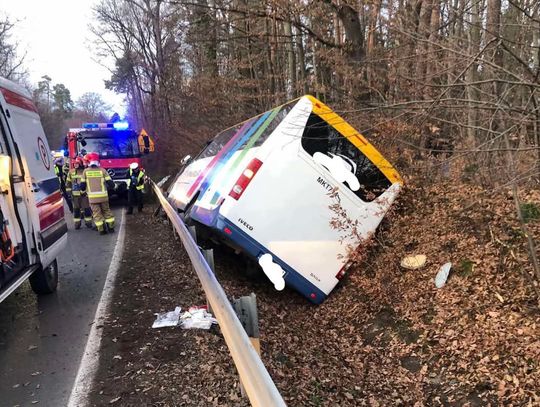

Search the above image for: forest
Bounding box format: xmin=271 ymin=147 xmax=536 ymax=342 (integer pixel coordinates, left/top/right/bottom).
xmin=88 ymin=2 xmax=540 ymax=403
xmin=1 ymin=1 xmax=540 ymax=404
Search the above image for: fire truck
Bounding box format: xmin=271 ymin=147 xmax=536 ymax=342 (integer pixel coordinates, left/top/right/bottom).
xmin=66 ymin=122 xmax=154 ymax=197
xmin=0 ymin=77 xmax=67 ymax=303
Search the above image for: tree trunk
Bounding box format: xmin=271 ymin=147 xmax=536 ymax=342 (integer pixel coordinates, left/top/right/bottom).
xmin=283 ymin=18 xmax=296 ymax=99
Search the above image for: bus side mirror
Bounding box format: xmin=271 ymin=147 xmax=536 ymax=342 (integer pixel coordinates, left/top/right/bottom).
xmin=180 ymin=155 xmax=192 ymax=165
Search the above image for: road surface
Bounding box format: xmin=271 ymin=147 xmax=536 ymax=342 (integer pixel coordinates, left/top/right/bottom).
xmin=0 ymin=206 xmax=124 ymax=407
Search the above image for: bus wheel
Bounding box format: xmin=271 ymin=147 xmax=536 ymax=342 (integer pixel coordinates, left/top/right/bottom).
xmin=244 ymin=257 xmax=264 ymax=279
xmin=30 ymin=259 xmax=59 ymax=295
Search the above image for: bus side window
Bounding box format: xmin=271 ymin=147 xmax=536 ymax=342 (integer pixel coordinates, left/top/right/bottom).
xmin=301 ymin=113 xmax=391 ymax=202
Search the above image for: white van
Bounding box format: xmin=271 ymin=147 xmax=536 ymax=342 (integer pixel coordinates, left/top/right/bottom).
xmin=169 ymin=95 xmax=402 ymax=304
xmin=0 ymin=77 xmax=67 ymax=302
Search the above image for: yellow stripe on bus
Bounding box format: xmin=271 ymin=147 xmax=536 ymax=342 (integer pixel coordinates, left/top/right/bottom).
xmin=305 ymin=95 xmax=402 ymax=185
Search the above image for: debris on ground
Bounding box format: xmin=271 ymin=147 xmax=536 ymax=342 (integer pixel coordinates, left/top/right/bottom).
xmin=90 ymin=180 xmax=540 ymax=406
xmin=435 ymin=262 xmax=452 ymax=288
xmin=151 ymin=306 xmax=182 ymax=328
xmin=400 ymin=254 xmax=427 ymax=270
xmin=180 ymin=307 xmax=217 ymax=330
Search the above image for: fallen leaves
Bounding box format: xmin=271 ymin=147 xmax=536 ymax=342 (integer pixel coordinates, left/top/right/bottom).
xmin=88 ymin=181 xmax=540 ymax=406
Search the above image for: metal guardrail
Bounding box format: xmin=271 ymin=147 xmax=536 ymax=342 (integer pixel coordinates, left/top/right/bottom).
xmin=150 ymin=180 xmax=287 ymax=407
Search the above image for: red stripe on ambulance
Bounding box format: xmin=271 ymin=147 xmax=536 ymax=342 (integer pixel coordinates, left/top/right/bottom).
xmin=0 ymin=87 xmax=39 ymax=113
xmin=37 ymin=191 xmax=64 ymax=230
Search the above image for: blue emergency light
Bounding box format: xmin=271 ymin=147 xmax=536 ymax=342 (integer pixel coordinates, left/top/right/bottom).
xmin=83 ymin=122 xmax=129 ymax=130
xmin=82 ymin=122 xmax=130 ymax=130
xmin=113 ymin=121 xmax=129 ymax=130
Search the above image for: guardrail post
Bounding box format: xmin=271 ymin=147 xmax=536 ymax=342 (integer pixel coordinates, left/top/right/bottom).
xmin=202 ymin=248 xmax=215 ymax=314
xmin=232 ymin=293 xmax=260 ymax=398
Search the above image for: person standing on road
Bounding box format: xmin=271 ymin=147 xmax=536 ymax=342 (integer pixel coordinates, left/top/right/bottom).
xmin=54 ymin=154 xmax=73 ymax=213
xmin=80 ymin=152 xmax=116 ymax=235
xmin=127 ymin=162 xmax=145 ymax=214
xmin=66 ymin=157 xmax=93 ymax=229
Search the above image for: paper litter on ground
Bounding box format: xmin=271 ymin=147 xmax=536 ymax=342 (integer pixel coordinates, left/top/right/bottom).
xmin=151 ymin=306 xmax=218 ymax=329
xmin=152 ymin=306 xmax=182 ymax=328
xmin=435 ymin=262 xmax=452 ymax=288
xmin=180 ymin=307 xmax=218 ymax=330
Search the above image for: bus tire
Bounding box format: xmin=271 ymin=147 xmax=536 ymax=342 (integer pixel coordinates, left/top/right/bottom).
xmin=29 ymin=259 xmax=59 ymax=295
xmin=244 ymin=257 xmax=263 ymax=279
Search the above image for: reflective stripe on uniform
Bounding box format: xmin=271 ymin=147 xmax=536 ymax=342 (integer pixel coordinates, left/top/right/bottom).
xmin=128 ymin=169 xmax=145 ymax=190
xmin=88 ymin=192 xmax=108 ymax=198
xmin=84 ymin=170 xmax=104 ymax=178
xmin=66 ymin=169 xmax=83 ymax=196
xmin=83 ymin=169 xmax=108 ymax=199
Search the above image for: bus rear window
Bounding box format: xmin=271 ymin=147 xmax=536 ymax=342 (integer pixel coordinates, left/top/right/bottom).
xmin=301 ymin=113 xmax=391 ymax=201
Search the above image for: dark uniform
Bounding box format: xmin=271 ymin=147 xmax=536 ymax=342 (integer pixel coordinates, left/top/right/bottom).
xmin=54 ymin=159 xmax=73 ymax=213
xmin=127 ymin=166 xmax=145 ymax=214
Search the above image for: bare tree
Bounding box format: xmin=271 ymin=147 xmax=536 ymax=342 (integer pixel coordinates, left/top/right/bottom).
xmin=0 ymin=15 xmax=27 ymax=81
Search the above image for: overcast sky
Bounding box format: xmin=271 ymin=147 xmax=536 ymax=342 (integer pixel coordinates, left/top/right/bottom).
xmin=2 ymin=0 xmax=125 ymax=115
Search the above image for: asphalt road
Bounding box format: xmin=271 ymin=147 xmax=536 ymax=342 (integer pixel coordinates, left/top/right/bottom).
xmin=0 ymin=205 xmax=124 ymax=407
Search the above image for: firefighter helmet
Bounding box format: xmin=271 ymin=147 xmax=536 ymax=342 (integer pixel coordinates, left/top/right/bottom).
xmin=86 ymin=152 xmax=100 ymax=167
xmin=86 ymin=152 xmax=99 ymax=161
xmin=129 ymin=162 xmax=139 ymax=170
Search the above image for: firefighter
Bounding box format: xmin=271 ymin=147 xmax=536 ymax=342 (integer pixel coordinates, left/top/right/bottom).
xmin=63 ymin=149 xmax=70 ymax=174
xmin=80 ymin=152 xmax=116 ymax=235
xmin=66 ymin=157 xmax=92 ymax=229
xmin=54 ymin=154 xmax=73 ymax=213
xmin=127 ymin=162 xmax=145 ymax=214
xmin=81 ymin=152 xmax=90 ymax=168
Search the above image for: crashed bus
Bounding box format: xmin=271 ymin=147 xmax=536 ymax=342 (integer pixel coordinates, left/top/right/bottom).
xmin=168 ymin=95 xmax=402 ymax=304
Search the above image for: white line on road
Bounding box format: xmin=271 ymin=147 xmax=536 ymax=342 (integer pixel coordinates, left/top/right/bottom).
xmin=67 ymin=210 xmax=126 ymax=407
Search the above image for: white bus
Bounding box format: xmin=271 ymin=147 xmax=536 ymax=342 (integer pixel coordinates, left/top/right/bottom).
xmin=169 ymin=95 xmax=402 ymax=304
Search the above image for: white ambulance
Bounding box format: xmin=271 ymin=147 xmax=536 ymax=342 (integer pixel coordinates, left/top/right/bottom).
xmin=0 ymin=77 xmax=67 ymax=303
xmin=169 ymin=95 xmax=402 ymax=304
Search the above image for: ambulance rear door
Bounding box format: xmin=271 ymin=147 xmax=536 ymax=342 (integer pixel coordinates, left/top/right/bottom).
xmin=0 ymin=81 xmax=66 ymax=268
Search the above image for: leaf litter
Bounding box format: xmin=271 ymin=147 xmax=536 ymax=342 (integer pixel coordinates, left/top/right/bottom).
xmin=89 ymin=181 xmax=540 ymax=406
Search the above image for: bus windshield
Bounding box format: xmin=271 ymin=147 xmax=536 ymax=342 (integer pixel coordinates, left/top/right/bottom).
xmin=79 ymin=136 xmax=140 ymax=159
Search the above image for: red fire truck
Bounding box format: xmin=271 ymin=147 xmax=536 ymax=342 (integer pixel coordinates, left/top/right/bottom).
xmin=66 ymin=122 xmax=154 ymax=197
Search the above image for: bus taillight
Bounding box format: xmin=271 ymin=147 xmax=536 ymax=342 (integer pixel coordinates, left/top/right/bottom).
xmin=335 ymin=266 xmax=346 ymax=280
xmin=229 ymin=158 xmax=263 ymax=200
